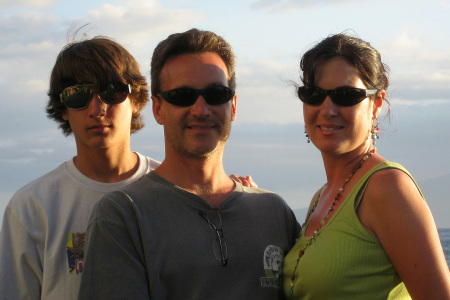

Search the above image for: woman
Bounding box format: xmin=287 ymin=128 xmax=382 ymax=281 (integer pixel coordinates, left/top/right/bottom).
xmin=283 ymin=34 xmax=450 ymax=299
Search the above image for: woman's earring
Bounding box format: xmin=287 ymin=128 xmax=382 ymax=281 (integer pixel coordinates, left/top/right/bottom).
xmin=371 ymin=118 xmax=379 ymax=145
xmin=304 ymin=126 xmax=310 ymax=143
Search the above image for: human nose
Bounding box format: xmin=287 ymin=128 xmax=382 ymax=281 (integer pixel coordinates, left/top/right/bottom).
xmin=87 ymin=93 xmax=107 ymax=117
xmin=190 ymin=96 xmax=211 ymax=117
xmin=319 ymin=96 xmax=339 ymax=117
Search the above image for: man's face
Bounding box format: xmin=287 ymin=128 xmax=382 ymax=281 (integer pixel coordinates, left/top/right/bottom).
xmin=152 ymin=52 xmax=237 ymax=159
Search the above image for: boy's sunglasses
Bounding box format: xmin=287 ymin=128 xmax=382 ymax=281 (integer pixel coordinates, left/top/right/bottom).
xmin=60 ymin=83 xmax=132 ymax=110
xmin=158 ymin=86 xmax=235 ymax=107
xmin=297 ymin=86 xmax=377 ymax=107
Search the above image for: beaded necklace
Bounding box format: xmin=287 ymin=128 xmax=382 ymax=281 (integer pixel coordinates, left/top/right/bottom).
xmin=288 ymin=148 xmax=375 ymax=298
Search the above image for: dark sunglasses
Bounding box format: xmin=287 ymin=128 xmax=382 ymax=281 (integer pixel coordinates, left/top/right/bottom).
xmin=159 ymin=86 xmax=235 ymax=107
xmin=59 ymin=83 xmax=132 ymax=110
xmin=297 ymin=86 xmax=377 ymax=107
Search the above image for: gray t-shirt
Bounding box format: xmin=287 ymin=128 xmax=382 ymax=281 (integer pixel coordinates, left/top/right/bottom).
xmin=79 ymin=171 xmax=300 ymax=300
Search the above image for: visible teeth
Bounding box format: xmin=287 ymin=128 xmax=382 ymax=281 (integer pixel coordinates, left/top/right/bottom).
xmin=320 ymin=126 xmax=335 ymax=131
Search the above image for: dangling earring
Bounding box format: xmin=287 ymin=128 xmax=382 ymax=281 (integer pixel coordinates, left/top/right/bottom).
xmin=304 ymin=126 xmax=310 ymax=143
xmin=371 ymin=118 xmax=379 ymax=145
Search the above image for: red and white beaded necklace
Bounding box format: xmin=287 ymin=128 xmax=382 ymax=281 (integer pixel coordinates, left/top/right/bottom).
xmin=288 ymin=148 xmax=376 ymax=298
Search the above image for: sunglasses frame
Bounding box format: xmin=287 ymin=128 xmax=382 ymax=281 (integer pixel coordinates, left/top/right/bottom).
xmin=158 ymin=86 xmax=235 ymax=107
xmin=59 ymin=83 xmax=132 ymax=110
xmin=298 ymin=86 xmax=378 ymax=107
xmin=199 ymin=211 xmax=228 ymax=266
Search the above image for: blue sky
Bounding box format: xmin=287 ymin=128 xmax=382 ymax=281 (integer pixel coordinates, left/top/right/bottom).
xmin=1 ymin=0 xmax=449 ymax=227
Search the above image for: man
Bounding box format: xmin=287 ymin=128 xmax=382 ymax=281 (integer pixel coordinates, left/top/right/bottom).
xmin=79 ymin=28 xmax=300 ymax=299
xmin=0 ymin=37 xmax=160 ymax=300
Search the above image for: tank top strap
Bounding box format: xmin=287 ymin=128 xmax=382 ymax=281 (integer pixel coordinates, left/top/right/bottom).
xmin=354 ymin=161 xmax=423 ymax=210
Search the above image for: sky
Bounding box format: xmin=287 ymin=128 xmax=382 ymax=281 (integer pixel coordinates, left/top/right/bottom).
xmin=1 ymin=0 xmax=449 ymax=228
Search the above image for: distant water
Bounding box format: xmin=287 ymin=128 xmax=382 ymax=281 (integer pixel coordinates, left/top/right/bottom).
xmin=439 ymin=228 xmax=450 ymax=267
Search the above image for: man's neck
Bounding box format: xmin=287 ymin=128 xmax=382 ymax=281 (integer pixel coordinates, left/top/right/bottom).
xmin=73 ymin=147 xmax=139 ymax=183
xmin=155 ymin=155 xmax=235 ymax=208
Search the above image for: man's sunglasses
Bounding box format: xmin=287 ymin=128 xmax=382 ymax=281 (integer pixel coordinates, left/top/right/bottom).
xmin=158 ymin=86 xmax=235 ymax=107
xmin=60 ymin=83 xmax=132 ymax=110
xmin=297 ymin=86 xmax=378 ymax=107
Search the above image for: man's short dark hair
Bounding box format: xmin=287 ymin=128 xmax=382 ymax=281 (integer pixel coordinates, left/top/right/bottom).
xmin=150 ymin=28 xmax=236 ymax=97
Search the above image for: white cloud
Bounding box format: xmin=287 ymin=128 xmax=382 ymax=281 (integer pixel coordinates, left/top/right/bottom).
xmin=428 ymin=69 xmax=450 ymax=82
xmin=378 ymin=29 xmax=450 ymax=103
xmin=0 ymin=40 xmax=55 ymax=55
xmin=0 ymin=0 xmax=208 ymax=108
xmin=0 ymin=10 xmax=60 ymax=41
xmin=417 ymin=51 xmax=450 ymax=68
xmin=25 ymin=79 xmax=48 ymax=93
xmin=1 ymin=157 xmax=36 ymax=164
xmin=71 ymin=0 xmax=206 ymax=48
xmin=390 ymin=32 xmax=422 ymax=50
xmin=234 ymin=59 xmax=301 ymax=124
xmin=391 ymin=98 xmax=450 ymax=106
xmin=0 ymin=0 xmax=54 ymax=10
xmin=440 ymin=1 xmax=450 ymax=10
xmin=29 ymin=148 xmax=54 ymax=155
xmin=248 ymin=0 xmax=360 ymax=12
xmin=0 ymin=139 xmax=18 ymax=148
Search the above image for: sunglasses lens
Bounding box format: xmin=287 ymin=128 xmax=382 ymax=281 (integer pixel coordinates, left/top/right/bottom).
xmin=298 ymin=86 xmax=370 ymax=107
xmin=298 ymin=86 xmax=325 ymax=106
xmin=99 ymin=83 xmax=130 ymax=105
xmin=61 ymin=85 xmax=92 ymax=109
xmin=332 ymin=87 xmax=366 ymax=106
xmin=161 ymin=87 xmax=234 ymax=107
xmin=163 ymin=88 xmax=198 ymax=107
xmin=61 ymin=83 xmax=130 ymax=110
xmin=203 ymin=87 xmax=234 ymax=105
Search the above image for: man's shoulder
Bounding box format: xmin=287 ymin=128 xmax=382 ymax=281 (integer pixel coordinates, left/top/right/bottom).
xmin=94 ymin=173 xmax=170 ymax=221
xmin=237 ymin=186 xmax=290 ymax=209
xmin=241 ymin=185 xmax=283 ymax=199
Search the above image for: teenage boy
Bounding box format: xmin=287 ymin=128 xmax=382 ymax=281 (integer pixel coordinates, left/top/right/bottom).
xmin=0 ymin=37 xmax=160 ymax=300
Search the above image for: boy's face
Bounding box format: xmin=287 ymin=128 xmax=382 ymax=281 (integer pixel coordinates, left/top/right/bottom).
xmin=62 ymin=91 xmax=138 ymax=152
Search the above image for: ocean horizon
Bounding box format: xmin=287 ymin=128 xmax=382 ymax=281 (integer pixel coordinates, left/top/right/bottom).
xmin=438 ymin=228 xmax=450 ymax=267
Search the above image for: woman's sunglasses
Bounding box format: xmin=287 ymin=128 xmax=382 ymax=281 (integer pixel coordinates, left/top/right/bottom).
xmin=158 ymin=86 xmax=235 ymax=107
xmin=297 ymin=86 xmax=378 ymax=107
xmin=60 ymin=83 xmax=132 ymax=110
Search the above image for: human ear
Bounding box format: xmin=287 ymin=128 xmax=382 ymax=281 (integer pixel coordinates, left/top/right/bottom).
xmin=62 ymin=110 xmax=68 ymax=121
xmin=231 ymin=94 xmax=237 ymax=122
xmin=131 ymin=99 xmax=140 ymax=115
xmin=372 ymin=90 xmax=385 ymax=118
xmin=151 ymin=96 xmax=164 ymax=125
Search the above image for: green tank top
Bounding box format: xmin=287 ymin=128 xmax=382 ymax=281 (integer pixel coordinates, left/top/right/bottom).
xmin=283 ymin=162 xmax=420 ymax=299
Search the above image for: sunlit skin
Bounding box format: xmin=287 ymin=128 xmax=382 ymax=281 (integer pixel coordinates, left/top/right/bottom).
xmin=61 ymin=94 xmax=139 ymax=182
xmin=303 ymin=57 xmax=450 ymax=299
xmin=303 ymin=57 xmax=379 ymax=157
xmin=153 ymin=53 xmax=236 ymax=160
xmin=152 ymin=52 xmax=237 ymax=207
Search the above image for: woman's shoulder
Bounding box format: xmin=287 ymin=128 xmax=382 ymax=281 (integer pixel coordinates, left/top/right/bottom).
xmin=366 ymin=161 xmax=418 ymax=195
xmin=357 ymin=160 xmax=425 ymax=233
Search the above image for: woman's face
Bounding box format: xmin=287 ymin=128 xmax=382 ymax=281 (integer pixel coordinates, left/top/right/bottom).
xmin=303 ymin=57 xmax=378 ymax=155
